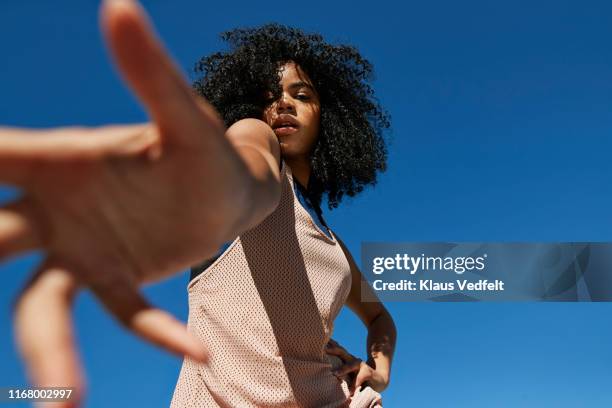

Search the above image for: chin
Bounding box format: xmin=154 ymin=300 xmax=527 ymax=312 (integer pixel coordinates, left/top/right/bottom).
xmin=279 ymin=144 xmax=310 ymax=161
xmin=278 ymin=133 xmax=314 ymax=159
xmin=278 ymin=140 xmax=297 ymax=155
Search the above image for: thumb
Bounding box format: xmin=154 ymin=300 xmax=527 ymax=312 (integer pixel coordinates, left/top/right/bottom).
xmin=354 ymin=370 xmax=369 ymax=393
xmin=88 ymin=275 xmax=208 ymax=363
xmin=99 ymin=0 xmax=207 ymax=139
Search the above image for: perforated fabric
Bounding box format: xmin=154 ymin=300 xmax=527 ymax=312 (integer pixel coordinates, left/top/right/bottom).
xmin=170 ymin=162 xmax=383 ymax=407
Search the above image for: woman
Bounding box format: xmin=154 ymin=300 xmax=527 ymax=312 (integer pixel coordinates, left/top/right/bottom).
xmin=5 ymin=1 xmax=396 ymax=407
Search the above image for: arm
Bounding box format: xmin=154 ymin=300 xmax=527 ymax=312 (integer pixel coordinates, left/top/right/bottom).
xmin=221 ymin=118 xmax=281 ymax=241
xmin=6 ymin=1 xmax=282 ymax=403
xmin=334 ymin=235 xmax=397 ymax=392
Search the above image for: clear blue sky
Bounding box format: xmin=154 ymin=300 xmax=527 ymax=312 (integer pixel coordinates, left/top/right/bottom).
xmin=1 ymin=0 xmax=612 ymax=406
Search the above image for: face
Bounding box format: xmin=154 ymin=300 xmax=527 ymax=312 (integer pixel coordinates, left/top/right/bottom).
xmin=262 ymin=61 xmax=321 ymax=159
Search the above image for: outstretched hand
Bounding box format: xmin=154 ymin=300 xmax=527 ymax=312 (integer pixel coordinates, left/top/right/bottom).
xmin=4 ymin=1 xmax=256 ymax=405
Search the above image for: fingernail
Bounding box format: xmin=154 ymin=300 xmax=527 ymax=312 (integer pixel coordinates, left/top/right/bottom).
xmin=187 ymin=341 xmax=208 ymax=363
xmin=194 ymin=350 xmax=208 ymax=363
xmin=102 ymin=0 xmax=136 ymax=15
xmin=104 ymin=0 xmax=126 ymax=6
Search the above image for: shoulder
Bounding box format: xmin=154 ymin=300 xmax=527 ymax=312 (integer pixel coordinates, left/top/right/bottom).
xmin=225 ymin=118 xmax=281 ymax=170
xmin=226 ymin=119 xmax=277 ymax=147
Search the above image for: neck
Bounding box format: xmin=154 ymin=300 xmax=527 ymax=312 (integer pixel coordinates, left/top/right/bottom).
xmin=285 ymin=156 xmax=311 ymax=189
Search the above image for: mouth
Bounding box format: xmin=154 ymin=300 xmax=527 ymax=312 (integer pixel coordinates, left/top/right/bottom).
xmin=273 ymin=125 xmax=299 ymax=136
xmin=272 ymin=115 xmax=300 ymax=136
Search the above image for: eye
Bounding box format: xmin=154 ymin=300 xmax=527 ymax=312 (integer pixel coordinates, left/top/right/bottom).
xmin=263 ymin=91 xmax=275 ymax=103
xmin=296 ymin=94 xmax=310 ymax=100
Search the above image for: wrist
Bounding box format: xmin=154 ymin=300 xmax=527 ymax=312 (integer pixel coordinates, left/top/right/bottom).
xmin=364 ymin=358 xmax=390 ymax=391
xmin=375 ymin=369 xmax=390 ymax=391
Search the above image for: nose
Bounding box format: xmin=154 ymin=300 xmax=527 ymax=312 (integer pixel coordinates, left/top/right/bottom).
xmin=275 ymin=93 xmax=295 ymax=113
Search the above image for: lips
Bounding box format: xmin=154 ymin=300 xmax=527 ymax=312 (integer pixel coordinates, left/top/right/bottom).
xmin=274 ymin=126 xmax=298 ymax=136
xmin=272 ymin=115 xmax=300 ymax=135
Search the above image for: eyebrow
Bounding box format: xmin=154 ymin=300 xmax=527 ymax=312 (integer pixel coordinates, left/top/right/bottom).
xmin=288 ymin=81 xmax=316 ymax=92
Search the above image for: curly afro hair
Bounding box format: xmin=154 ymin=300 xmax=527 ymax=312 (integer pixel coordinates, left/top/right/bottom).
xmin=192 ymin=23 xmax=391 ymax=210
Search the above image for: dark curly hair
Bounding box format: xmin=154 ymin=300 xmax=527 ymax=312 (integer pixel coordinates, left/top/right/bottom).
xmin=192 ymin=23 xmax=391 ymax=210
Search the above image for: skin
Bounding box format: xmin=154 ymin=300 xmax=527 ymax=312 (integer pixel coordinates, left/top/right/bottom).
xmin=1 ymin=0 xmax=395 ymax=405
xmin=263 ymin=62 xmax=397 ymax=394
xmin=332 ymin=235 xmax=397 ymax=394
xmin=262 ymin=61 xmax=321 ymax=188
xmin=6 ymin=2 xmax=281 ymax=406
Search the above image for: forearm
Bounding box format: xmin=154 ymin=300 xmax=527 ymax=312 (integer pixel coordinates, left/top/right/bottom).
xmin=212 ymin=118 xmax=281 ymax=245
xmin=365 ymin=309 xmax=397 ymax=389
xmin=227 ymin=143 xmax=281 ymax=235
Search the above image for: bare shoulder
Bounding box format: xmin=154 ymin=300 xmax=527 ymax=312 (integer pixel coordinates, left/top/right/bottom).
xmin=225 ymin=118 xmax=281 ymax=172
xmin=226 ymin=118 xmax=273 ymax=135
xmin=226 ymin=119 xmax=278 ymax=150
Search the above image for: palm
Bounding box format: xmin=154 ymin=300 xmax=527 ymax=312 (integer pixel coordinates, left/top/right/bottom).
xmin=31 ymin=122 xmax=230 ymax=285
xmin=2 ymin=1 xmax=248 ymax=404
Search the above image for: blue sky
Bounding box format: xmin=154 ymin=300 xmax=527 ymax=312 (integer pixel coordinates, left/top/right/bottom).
xmin=1 ymin=0 xmax=612 ymax=406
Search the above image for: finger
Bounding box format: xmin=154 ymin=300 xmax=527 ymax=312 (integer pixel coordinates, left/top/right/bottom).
xmin=89 ymin=277 xmax=208 ymax=363
xmin=13 ymin=264 xmax=85 ymax=408
xmin=0 ymin=124 xmax=151 ymax=186
xmin=0 ymin=198 xmax=45 ymax=260
xmin=354 ymin=368 xmax=370 ymax=393
xmin=333 ymin=358 xmax=362 ymax=377
xmin=99 ymin=0 xmax=207 ymax=137
xmin=325 ymin=343 xmax=353 ymax=362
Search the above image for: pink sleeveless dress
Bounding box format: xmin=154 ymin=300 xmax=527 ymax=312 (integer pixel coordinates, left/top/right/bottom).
xmin=170 ymin=162 xmax=383 ymax=407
